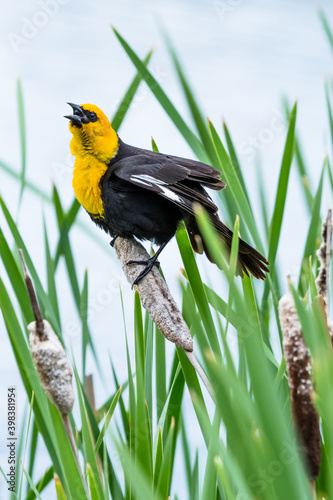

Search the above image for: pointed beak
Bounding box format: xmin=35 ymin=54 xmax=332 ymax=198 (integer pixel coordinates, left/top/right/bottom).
xmin=64 ymin=102 xmax=86 ymax=127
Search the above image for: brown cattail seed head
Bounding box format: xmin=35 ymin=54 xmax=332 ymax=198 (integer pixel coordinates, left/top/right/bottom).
xmin=315 ymin=209 xmax=332 ymax=312
xmin=114 ymin=237 xmax=193 ymax=351
xmin=28 ymin=320 xmax=74 ymax=415
xmin=279 ymin=292 xmax=321 ymax=480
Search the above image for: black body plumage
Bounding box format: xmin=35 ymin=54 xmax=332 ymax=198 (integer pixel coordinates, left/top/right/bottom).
xmin=90 ymin=138 xmax=269 ymax=280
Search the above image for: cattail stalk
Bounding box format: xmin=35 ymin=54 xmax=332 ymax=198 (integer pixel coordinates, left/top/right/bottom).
xmin=19 ymin=250 xmax=89 ymax=498
xmin=114 ymin=237 xmax=216 ymax=400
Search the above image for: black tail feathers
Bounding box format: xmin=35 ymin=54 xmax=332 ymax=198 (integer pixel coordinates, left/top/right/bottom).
xmin=185 ymin=215 xmax=269 ymax=280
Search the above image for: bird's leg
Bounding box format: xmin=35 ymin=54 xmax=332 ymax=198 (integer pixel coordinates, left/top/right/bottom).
xmin=127 ymin=242 xmax=168 ymax=285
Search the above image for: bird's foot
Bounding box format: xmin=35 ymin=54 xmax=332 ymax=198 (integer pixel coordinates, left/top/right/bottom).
xmin=110 ymin=236 xmax=118 ymax=247
xmin=126 ymin=256 xmax=160 ymax=285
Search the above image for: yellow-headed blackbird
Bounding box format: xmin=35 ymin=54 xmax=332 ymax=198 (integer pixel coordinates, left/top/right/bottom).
xmin=65 ymin=103 xmax=269 ymax=284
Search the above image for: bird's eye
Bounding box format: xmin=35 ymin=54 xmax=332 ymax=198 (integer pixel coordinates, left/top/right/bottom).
xmin=89 ymin=112 xmax=97 ymax=121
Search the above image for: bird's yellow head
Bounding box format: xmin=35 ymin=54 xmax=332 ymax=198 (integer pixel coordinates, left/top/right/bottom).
xmin=65 ymin=103 xmax=118 ymax=163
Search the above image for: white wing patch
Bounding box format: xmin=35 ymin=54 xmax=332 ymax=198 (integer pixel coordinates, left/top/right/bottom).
xmin=130 ymin=174 xmax=167 ymax=186
xmin=130 ymin=174 xmax=184 ymax=205
xmin=160 ymin=186 xmax=182 ymax=203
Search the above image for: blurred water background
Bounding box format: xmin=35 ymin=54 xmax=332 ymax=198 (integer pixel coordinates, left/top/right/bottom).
xmin=0 ymin=0 xmax=332 ymax=497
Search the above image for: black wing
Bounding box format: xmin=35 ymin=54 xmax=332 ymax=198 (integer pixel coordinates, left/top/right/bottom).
xmin=108 ymin=150 xmax=226 ymax=215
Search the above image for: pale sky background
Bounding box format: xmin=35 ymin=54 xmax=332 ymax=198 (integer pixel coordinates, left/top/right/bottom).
xmin=0 ymin=0 xmax=332 ymax=497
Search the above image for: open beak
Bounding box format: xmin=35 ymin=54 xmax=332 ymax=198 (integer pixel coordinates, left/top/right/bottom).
xmin=64 ymin=102 xmax=87 ymax=126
